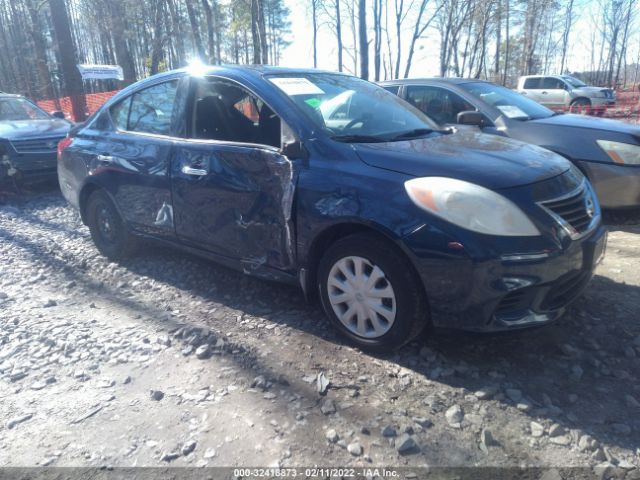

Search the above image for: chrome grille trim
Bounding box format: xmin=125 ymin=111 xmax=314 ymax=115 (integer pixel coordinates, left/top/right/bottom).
xmin=537 ymin=180 xmax=600 ymax=240
xmin=9 ymin=136 xmax=64 ymax=154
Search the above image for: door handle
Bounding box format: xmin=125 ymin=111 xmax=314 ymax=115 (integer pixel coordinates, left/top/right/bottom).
xmin=181 ymin=165 xmax=207 ymax=176
xmin=97 ymin=154 xmax=114 ymax=163
xmin=541 ymin=91 xmax=548 ymax=94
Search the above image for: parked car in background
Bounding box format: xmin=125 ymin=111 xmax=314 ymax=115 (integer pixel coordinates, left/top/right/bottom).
xmin=59 ymin=66 xmax=606 ymax=350
xmin=0 ymin=93 xmax=70 ymax=183
xmin=516 ymin=75 xmax=615 ymax=114
xmin=380 ymin=78 xmax=640 ymax=212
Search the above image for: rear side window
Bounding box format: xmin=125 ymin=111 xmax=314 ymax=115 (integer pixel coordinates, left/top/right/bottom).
xmin=523 ymin=78 xmax=541 ymax=89
xmin=541 ymin=77 xmax=565 ymax=89
xmin=382 ymin=85 xmax=400 ymax=95
xmin=109 ymin=80 xmax=179 ymax=136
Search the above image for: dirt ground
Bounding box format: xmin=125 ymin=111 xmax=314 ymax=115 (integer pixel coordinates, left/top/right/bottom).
xmin=0 ymin=183 xmax=639 ymax=479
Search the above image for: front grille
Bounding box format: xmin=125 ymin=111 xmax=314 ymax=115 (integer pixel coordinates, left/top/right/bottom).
xmin=10 ymin=137 xmax=64 ymax=154
xmin=539 ymin=184 xmax=595 ymax=237
xmin=540 ymin=270 xmax=591 ymax=311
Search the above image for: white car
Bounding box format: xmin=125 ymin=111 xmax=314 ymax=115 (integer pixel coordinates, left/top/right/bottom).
xmin=517 ymin=75 xmax=616 ymax=114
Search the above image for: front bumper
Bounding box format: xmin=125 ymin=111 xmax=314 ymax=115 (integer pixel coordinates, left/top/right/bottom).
xmin=403 ymin=224 xmax=607 ymax=332
xmin=1 ymin=152 xmax=58 ymax=181
xmin=579 ymin=160 xmax=640 ymax=210
xmin=590 ymin=98 xmax=616 ymax=110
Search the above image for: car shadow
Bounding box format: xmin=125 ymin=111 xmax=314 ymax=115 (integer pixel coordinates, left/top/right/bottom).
xmin=2 ymin=191 xmax=638 ymax=461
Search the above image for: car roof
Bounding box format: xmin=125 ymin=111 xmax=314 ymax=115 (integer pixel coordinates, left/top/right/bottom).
xmin=378 ymin=77 xmax=490 ymax=86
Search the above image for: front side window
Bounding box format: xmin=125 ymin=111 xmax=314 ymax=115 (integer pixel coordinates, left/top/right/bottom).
xmin=268 ymin=73 xmax=439 ymax=142
xmin=191 ymin=78 xmax=282 ymax=148
xmin=109 ymin=80 xmax=179 ymax=135
xmin=460 ymin=81 xmax=554 ymax=121
xmin=541 ymin=77 xmax=565 ymax=90
xmin=0 ymin=97 xmax=50 ymax=121
xmin=406 ymin=86 xmax=475 ymax=125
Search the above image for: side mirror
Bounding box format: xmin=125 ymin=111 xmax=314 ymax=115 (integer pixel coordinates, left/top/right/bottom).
xmin=281 ymin=140 xmax=308 ymax=160
xmin=457 ymin=110 xmax=484 ymax=127
xmin=51 ymin=110 xmax=66 ymax=119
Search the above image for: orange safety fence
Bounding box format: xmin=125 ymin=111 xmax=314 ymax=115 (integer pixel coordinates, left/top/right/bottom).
xmin=34 ymin=88 xmax=640 ymax=124
xmin=37 ymin=90 xmax=120 ymax=122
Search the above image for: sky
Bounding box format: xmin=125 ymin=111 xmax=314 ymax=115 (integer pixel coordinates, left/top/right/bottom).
xmin=278 ymin=0 xmax=640 ymax=79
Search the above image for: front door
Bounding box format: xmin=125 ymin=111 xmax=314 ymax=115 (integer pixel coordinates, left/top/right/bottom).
xmin=171 ymin=77 xmax=297 ymax=272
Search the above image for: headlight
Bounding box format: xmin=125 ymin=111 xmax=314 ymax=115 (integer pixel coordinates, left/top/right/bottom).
xmin=597 ymin=140 xmax=640 ymax=165
xmin=404 ymin=177 xmax=540 ymax=236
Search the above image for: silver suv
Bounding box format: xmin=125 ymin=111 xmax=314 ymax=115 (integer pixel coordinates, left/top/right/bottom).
xmin=517 ymin=75 xmax=615 ymax=114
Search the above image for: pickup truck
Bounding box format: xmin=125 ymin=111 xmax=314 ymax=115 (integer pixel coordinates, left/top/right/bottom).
xmin=516 ymin=75 xmax=615 ymax=114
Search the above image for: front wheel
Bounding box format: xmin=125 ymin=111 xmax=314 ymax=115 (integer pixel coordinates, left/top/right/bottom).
xmin=317 ymin=233 xmax=429 ymax=351
xmin=569 ymin=98 xmax=591 ymax=115
xmin=86 ymin=190 xmax=137 ymax=260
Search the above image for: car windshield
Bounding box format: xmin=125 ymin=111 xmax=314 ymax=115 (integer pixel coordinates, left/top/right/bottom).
xmin=0 ymin=97 xmax=50 ymax=121
xmin=459 ymin=81 xmax=554 ymax=120
xmin=267 ymin=73 xmax=440 ymax=142
xmin=562 ymin=76 xmax=587 ymax=88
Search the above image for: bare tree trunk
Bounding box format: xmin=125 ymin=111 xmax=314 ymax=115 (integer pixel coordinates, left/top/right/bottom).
xmin=373 ymin=0 xmax=382 ymax=81
xmin=559 ymin=0 xmax=574 ymax=74
xmin=358 ymin=0 xmax=368 ymax=79
xmin=336 ymin=0 xmax=343 ymax=72
xmin=48 ymin=0 xmax=86 ymax=120
xmin=185 ymin=0 xmax=205 ymax=60
xmin=404 ymin=0 xmax=439 ymax=78
xmin=393 ymin=0 xmax=403 ymax=78
xmin=502 ymin=0 xmax=509 ymax=85
xmin=110 ymin=0 xmax=137 ymax=84
xmin=201 ymin=0 xmax=216 ymax=63
xmin=150 ymin=0 xmax=164 ymax=74
xmin=312 ymin=0 xmax=318 ymax=67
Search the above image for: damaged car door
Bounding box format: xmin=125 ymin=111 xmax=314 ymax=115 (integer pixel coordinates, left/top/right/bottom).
xmin=170 ymin=77 xmax=297 ymax=273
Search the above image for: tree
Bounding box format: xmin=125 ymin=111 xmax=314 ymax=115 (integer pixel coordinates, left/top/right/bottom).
xmin=358 ymin=0 xmax=369 ymax=79
xmin=48 ymin=0 xmax=87 ymax=120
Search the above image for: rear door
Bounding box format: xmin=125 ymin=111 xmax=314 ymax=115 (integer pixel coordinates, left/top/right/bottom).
xmin=520 ymin=77 xmax=543 ymax=102
xmin=540 ymin=77 xmax=568 ymax=106
xmin=79 ymin=77 xmax=188 ymax=238
xmin=170 ymin=77 xmax=297 ymax=272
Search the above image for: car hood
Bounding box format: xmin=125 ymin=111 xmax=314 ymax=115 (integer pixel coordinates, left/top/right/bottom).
xmin=352 ymin=129 xmax=570 ymax=190
xmin=530 ymin=113 xmax=640 ymax=136
xmin=0 ymin=119 xmax=70 ymax=140
xmin=573 ymin=86 xmax=612 ymax=95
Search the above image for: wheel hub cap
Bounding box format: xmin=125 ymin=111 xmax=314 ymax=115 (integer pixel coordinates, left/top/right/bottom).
xmin=327 ymin=256 xmax=397 ymax=339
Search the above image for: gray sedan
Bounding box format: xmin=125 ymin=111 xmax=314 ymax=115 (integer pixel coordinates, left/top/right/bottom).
xmin=380 ymin=78 xmax=640 ymax=211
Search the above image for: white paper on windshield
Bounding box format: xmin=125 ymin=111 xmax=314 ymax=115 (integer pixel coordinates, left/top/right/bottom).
xmin=496 ymin=105 xmax=527 ymax=118
xmin=270 ymin=77 xmax=325 ymax=95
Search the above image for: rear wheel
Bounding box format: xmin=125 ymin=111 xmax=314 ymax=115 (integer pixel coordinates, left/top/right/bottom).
xmin=317 ymin=233 xmax=429 ymax=351
xmin=569 ymin=98 xmax=591 ymax=115
xmin=86 ymin=190 xmax=137 ymax=260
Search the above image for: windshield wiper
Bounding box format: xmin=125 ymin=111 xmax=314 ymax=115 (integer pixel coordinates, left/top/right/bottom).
xmin=387 ymin=128 xmax=435 ymax=141
xmin=331 ymin=134 xmax=387 ymax=143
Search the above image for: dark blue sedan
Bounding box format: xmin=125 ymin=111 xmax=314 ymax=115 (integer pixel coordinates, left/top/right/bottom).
xmin=0 ymin=93 xmax=70 ymax=182
xmin=58 ymin=66 xmax=606 ymax=350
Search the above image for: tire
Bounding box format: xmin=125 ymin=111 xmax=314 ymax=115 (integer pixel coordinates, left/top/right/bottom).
xmin=569 ymin=98 xmax=591 ymax=115
xmin=317 ymin=233 xmax=429 ymax=351
xmin=86 ymin=190 xmax=137 ymax=260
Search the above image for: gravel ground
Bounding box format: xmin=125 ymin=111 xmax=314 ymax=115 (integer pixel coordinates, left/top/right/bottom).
xmin=0 ymin=183 xmax=639 ymax=477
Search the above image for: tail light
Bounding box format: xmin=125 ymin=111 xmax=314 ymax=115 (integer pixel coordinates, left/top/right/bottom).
xmin=57 ymin=137 xmax=73 ymax=161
